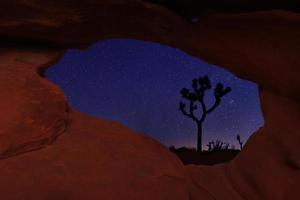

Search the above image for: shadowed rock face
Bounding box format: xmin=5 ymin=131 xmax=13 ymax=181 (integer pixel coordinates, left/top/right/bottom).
xmin=0 ymin=0 xmax=299 ymax=199
xmin=147 ymin=0 xmax=300 ymax=18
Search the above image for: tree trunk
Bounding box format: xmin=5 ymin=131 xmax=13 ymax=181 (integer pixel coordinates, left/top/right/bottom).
xmin=197 ymin=123 xmax=202 ymax=152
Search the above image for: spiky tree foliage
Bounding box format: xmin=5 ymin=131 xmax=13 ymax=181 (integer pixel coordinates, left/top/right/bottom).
xmin=236 ymin=134 xmax=244 ymax=150
xmin=179 ymin=76 xmax=231 ymax=152
xmin=206 ymin=140 xmax=230 ymax=152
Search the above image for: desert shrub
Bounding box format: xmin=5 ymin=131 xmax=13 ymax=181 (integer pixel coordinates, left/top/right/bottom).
xmin=206 ymin=140 xmax=230 ymax=152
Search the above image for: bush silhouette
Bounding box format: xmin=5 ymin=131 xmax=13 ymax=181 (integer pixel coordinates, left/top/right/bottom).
xmin=206 ymin=140 xmax=230 ymax=152
xmin=179 ymin=75 xmax=231 ymax=152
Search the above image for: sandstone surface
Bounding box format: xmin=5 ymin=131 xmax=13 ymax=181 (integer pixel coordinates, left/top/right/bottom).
xmin=0 ymin=1 xmax=299 ymax=199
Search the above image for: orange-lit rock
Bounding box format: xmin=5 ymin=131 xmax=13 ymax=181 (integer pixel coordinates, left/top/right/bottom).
xmin=0 ymin=1 xmax=299 ymax=199
xmin=0 ymin=111 xmax=191 ymax=199
xmin=0 ymin=50 xmax=68 ymax=158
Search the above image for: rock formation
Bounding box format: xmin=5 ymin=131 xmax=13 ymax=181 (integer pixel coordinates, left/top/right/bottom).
xmin=0 ymin=0 xmax=299 ymax=199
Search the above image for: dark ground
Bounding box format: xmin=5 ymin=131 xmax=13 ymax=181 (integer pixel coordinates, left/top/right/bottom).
xmin=169 ymin=147 xmax=240 ymax=165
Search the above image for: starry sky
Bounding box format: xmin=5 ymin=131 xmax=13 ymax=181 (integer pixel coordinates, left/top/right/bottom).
xmin=46 ymin=39 xmax=264 ymax=150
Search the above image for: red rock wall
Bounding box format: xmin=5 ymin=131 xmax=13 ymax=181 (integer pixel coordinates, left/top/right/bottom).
xmin=0 ymin=1 xmax=299 ymax=199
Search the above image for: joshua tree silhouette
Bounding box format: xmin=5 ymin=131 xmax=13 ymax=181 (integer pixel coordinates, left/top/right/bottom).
xmin=179 ymin=76 xmax=232 ymax=152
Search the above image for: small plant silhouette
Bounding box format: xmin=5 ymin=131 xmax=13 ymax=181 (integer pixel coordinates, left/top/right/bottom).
xmin=179 ymin=75 xmax=231 ymax=152
xmin=206 ymin=140 xmax=230 ymax=152
xmin=236 ymin=134 xmax=244 ymax=150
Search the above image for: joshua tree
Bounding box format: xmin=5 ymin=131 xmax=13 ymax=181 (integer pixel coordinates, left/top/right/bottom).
xmin=179 ymin=76 xmax=231 ymax=152
xmin=236 ymin=134 xmax=244 ymax=150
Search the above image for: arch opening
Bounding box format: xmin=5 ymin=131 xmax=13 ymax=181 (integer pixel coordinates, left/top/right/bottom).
xmin=45 ymin=39 xmax=264 ymax=165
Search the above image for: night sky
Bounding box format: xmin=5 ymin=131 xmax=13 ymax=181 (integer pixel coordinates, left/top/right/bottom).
xmin=46 ymin=39 xmax=264 ymax=150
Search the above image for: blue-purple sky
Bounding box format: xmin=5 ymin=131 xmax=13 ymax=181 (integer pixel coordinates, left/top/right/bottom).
xmin=46 ymin=39 xmax=264 ymax=149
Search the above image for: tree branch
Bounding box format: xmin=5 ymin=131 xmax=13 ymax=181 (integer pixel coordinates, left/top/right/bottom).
xmin=179 ymin=101 xmax=198 ymax=123
xmin=198 ymin=95 xmax=207 ymax=123
xmin=189 ymin=101 xmax=199 ymax=123
xmin=179 ymin=107 xmax=191 ymax=118
xmin=206 ymin=97 xmax=221 ymax=114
